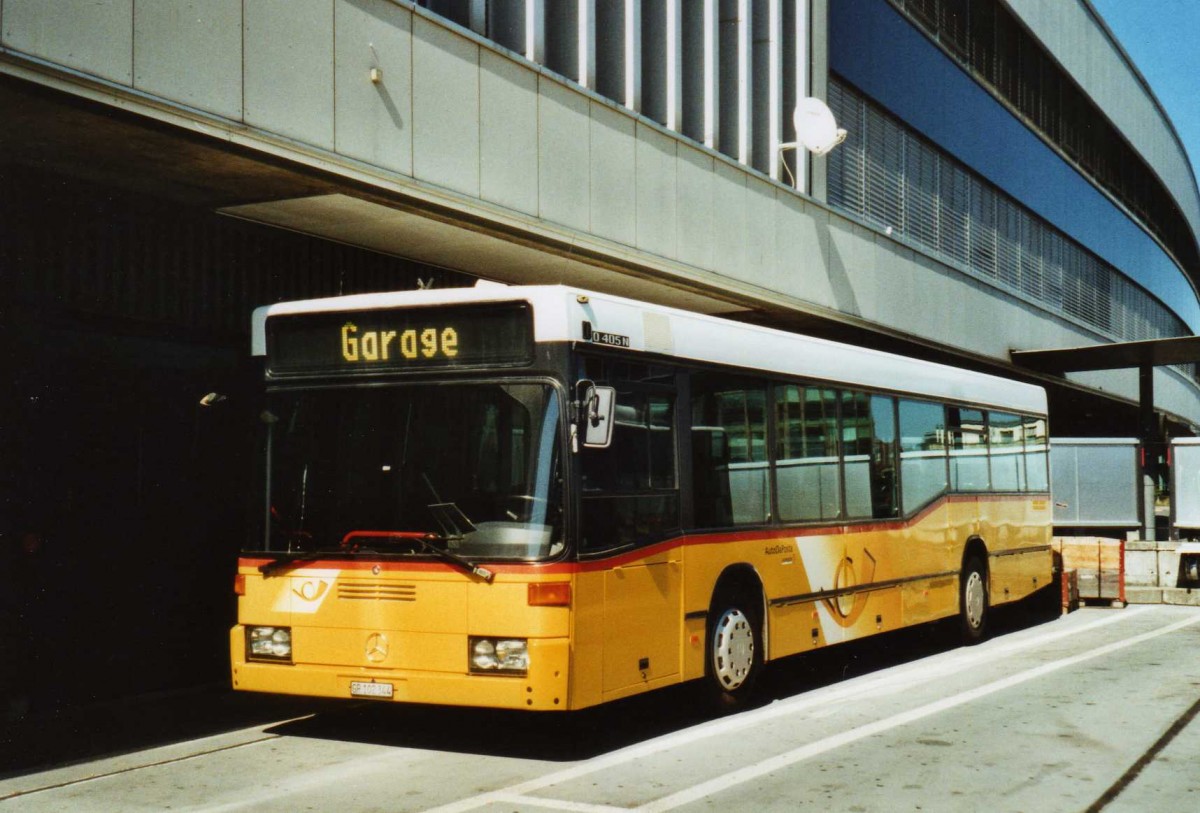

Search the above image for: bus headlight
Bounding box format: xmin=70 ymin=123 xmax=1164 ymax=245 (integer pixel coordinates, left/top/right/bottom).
xmin=247 ymin=626 xmax=293 ymax=662
xmin=469 ymin=637 xmax=528 ymax=675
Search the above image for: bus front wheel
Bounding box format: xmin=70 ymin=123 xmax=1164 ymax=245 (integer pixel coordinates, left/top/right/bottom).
xmin=959 ymin=556 xmax=989 ymax=644
xmin=706 ymin=590 xmax=763 ymax=710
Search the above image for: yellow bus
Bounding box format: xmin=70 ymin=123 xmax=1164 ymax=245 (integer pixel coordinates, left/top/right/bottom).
xmin=231 ymin=284 xmax=1052 ymax=711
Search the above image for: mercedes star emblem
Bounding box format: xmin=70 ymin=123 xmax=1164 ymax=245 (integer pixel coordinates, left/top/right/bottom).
xmin=365 ymin=632 xmax=389 ymax=663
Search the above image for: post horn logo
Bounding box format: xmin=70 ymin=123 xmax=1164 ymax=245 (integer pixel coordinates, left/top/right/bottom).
xmin=365 ymin=633 xmax=389 ymax=663
xmin=821 ymin=548 xmax=877 ymax=626
xmin=293 ymin=580 xmax=329 ymax=602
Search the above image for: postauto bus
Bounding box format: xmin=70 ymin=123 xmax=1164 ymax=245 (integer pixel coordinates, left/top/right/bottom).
xmin=232 ymin=284 xmax=1052 ymax=710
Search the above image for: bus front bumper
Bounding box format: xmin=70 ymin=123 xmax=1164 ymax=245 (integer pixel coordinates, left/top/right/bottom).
xmin=230 ymin=628 xmax=571 ymax=711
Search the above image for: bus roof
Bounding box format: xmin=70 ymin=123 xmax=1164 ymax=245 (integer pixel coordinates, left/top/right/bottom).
xmin=253 ymin=283 xmax=1047 ymax=415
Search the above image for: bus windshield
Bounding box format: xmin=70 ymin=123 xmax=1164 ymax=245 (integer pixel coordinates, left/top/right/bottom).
xmin=253 ymin=382 xmax=564 ymax=561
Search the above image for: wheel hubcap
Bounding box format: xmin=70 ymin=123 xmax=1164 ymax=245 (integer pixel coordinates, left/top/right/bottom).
xmin=964 ymin=571 xmax=985 ymax=629
xmin=712 ymin=608 xmax=755 ymax=690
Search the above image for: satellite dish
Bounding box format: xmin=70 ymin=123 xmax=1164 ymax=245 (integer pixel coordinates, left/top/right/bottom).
xmin=793 ymin=97 xmax=847 ymax=156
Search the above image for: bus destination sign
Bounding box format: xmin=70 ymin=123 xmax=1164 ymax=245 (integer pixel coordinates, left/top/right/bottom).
xmin=266 ymin=302 xmax=533 ymax=375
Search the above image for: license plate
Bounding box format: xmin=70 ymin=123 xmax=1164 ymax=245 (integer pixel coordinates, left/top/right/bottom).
xmin=350 ymin=681 xmax=394 ymax=699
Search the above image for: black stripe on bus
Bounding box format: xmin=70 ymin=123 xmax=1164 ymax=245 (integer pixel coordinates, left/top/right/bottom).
xmin=768 ymin=545 xmax=1052 ymax=608
xmin=990 ymin=544 xmax=1053 ymax=558
xmin=769 ymin=570 xmax=960 ymax=608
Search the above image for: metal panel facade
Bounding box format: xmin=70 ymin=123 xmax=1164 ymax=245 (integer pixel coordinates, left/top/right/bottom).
xmin=773 ymin=193 xmax=826 ymax=303
xmin=413 ymin=15 xmax=481 ymax=196
xmin=3 ymin=0 xmax=1200 ymax=426
xmin=635 ymin=122 xmax=678 ymax=258
xmin=745 ymin=176 xmax=778 ymax=285
xmin=711 ymin=159 xmax=748 ymax=279
xmin=589 ymin=101 xmax=637 ymax=244
xmin=538 ymin=79 xmax=591 ymax=232
xmin=675 ymin=144 xmax=715 ymax=271
xmin=480 ymin=50 xmax=539 ymax=215
xmin=2 ymin=0 xmax=133 ymax=84
xmin=244 ymin=0 xmax=335 ymax=149
xmin=134 ymin=0 xmax=243 ymax=120
xmin=334 ymin=0 xmax=414 ymax=176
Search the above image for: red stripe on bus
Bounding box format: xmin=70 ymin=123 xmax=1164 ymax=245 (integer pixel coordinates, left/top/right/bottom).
xmin=239 ymin=493 xmax=1044 ymax=577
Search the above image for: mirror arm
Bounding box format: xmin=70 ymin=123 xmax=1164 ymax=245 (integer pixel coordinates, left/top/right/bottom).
xmin=570 ymin=379 xmax=596 ymax=454
xmin=573 ymin=379 xmax=597 ymax=421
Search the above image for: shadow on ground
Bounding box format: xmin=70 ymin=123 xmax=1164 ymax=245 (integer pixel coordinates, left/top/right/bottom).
xmin=0 ymin=586 xmax=1062 ymax=777
xmin=0 ymin=688 xmax=334 ymax=779
xmin=263 ymin=585 xmax=1063 ymax=762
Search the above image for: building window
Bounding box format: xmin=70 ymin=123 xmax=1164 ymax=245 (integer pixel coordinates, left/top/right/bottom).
xmin=828 ymin=77 xmax=1191 ymax=369
xmin=887 ymin=0 xmax=1198 ymax=285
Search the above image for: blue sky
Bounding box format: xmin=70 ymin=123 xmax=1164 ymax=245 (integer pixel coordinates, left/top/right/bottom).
xmin=1091 ymin=0 xmax=1200 ymax=175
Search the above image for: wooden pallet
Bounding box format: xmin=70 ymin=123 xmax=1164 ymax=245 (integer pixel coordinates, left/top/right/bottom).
xmin=1052 ymin=537 xmax=1126 ymax=607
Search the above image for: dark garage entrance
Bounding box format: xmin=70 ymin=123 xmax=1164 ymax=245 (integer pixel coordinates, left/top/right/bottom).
xmin=0 ymin=164 xmax=469 ymax=714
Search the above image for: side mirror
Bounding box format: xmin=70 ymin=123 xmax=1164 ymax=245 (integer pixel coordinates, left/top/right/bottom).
xmin=573 ymin=380 xmax=615 ymax=450
xmin=583 ymin=386 xmax=616 ymax=448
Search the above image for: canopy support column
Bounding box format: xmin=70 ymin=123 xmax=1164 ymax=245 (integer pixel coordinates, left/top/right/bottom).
xmin=1140 ymin=364 xmax=1157 ymax=541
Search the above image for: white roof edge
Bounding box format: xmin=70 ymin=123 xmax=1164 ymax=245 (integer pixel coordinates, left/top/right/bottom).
xmin=252 ymin=284 xmax=1047 ymax=416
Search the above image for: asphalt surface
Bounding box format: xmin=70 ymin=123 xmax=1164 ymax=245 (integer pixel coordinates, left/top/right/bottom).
xmin=2 ymin=601 xmax=1199 ymax=812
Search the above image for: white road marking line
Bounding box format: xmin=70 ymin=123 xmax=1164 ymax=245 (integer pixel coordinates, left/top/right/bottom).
xmin=181 ymin=750 xmax=410 ymax=813
xmin=423 ymin=608 xmax=1150 ymax=813
xmin=0 ymin=737 xmax=279 ymax=803
xmin=0 ymin=712 xmax=321 ymax=803
xmin=636 ymin=612 xmax=1200 ymax=812
xmin=491 ymin=793 xmax=634 ymax=812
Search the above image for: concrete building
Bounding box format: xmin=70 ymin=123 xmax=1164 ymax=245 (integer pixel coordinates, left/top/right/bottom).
xmin=1 ymin=0 xmax=1198 ymax=707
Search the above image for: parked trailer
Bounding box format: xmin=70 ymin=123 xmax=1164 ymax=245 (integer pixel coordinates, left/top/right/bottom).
xmin=1050 ymin=438 xmax=1140 ymax=532
xmin=1050 ymin=438 xmax=1139 ymax=604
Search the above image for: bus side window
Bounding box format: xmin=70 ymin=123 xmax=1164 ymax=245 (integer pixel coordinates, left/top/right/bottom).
xmin=842 ymin=392 xmax=898 ymax=519
xmin=691 ymin=373 xmax=769 ymax=528
xmin=898 ymin=398 xmax=948 ymax=514
xmin=690 ymin=424 xmax=731 ymax=526
xmin=1023 ymin=414 xmax=1050 ymax=492
xmin=989 ymin=411 xmax=1025 ymax=491
xmin=948 ymin=407 xmax=990 ymax=491
xmin=579 ymin=361 xmax=679 ymax=552
xmin=775 ymin=385 xmax=841 ymax=522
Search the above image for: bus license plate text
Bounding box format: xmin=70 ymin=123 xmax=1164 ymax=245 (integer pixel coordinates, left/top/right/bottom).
xmin=350 ymin=681 xmax=394 ymax=699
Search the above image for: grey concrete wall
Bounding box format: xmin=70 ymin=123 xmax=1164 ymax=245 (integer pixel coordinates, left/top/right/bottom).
xmin=2 ymin=0 xmax=1199 ymax=426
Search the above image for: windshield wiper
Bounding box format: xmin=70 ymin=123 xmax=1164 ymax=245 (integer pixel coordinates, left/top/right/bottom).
xmin=259 ymin=506 xmax=325 ymax=577
xmin=259 ymin=547 xmax=338 ymax=578
xmin=341 ymin=530 xmax=495 ymax=583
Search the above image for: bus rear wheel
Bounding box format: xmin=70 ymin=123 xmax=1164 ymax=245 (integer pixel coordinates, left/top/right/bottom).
xmin=959 ymin=556 xmax=989 ymax=644
xmin=706 ymin=591 xmax=763 ymax=710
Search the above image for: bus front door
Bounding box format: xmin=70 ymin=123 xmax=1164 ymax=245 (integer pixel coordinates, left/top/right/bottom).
xmin=601 ymin=551 xmax=682 ymax=697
